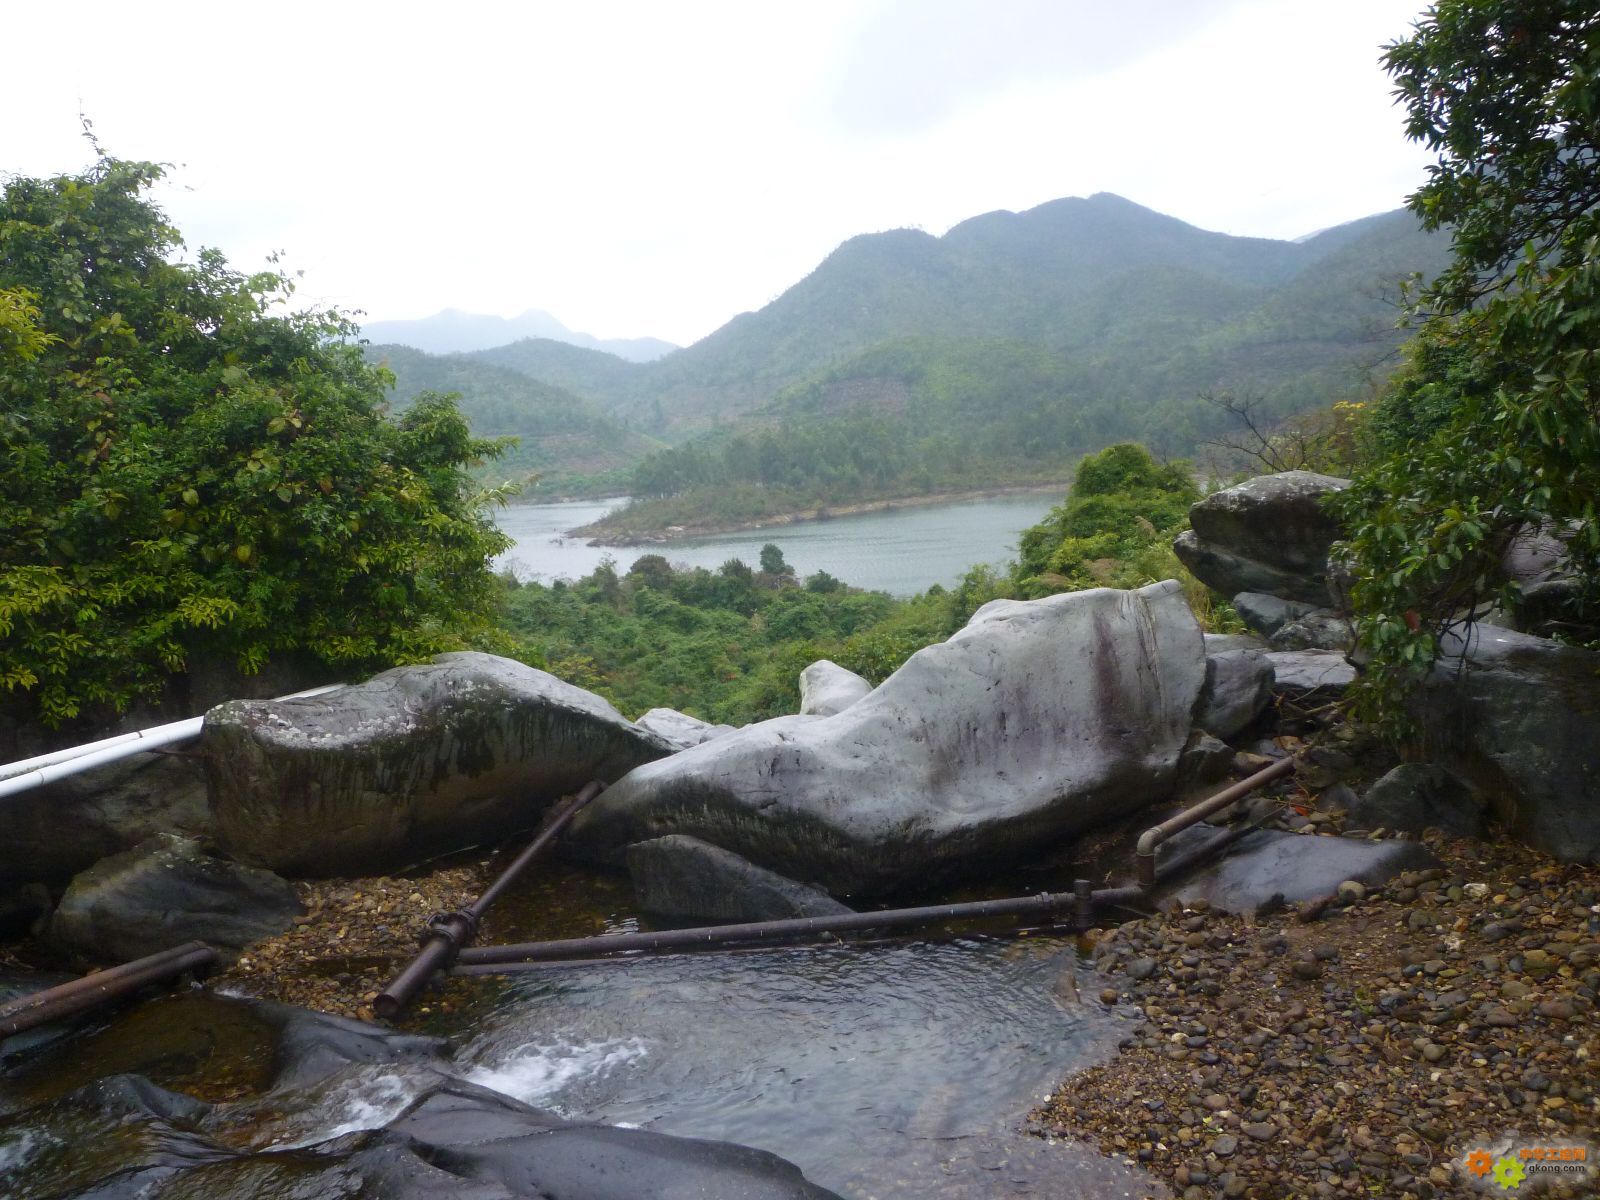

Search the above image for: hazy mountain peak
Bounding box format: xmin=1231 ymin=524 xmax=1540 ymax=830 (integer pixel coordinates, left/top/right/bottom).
xmin=361 ymin=308 xmax=676 ymax=362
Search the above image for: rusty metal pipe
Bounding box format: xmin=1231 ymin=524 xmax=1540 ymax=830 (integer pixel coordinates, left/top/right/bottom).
xmin=0 ymin=942 xmax=218 ymax=1038
xmin=448 ymin=867 xmax=1213 ymax=977
xmin=1135 ymin=756 xmax=1296 ymax=890
xmin=373 ymin=781 xmax=605 ymax=1018
xmin=458 ymin=881 xmax=1153 ymax=967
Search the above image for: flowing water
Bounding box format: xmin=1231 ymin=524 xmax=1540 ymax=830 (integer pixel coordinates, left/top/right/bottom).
xmin=493 ymin=492 xmax=1059 ymax=595
xmin=447 ymin=936 xmax=1130 ymax=1198
xmin=0 ymin=863 xmax=1158 ymax=1199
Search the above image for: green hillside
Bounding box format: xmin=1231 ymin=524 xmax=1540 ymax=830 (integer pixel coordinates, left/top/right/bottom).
xmin=442 ymin=194 xmax=1449 ymax=530
xmin=366 ymin=344 xmax=663 ymax=496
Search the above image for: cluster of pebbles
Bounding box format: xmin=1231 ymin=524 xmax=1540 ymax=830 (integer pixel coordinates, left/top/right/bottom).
xmin=214 ymin=862 xmax=487 ymax=1020
xmin=1038 ymin=834 xmax=1599 ymax=1199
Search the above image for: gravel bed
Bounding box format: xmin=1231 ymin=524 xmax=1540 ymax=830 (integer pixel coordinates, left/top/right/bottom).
xmin=1037 ymin=835 xmax=1599 ymax=1199
xmin=213 ymin=861 xmax=488 ymax=1021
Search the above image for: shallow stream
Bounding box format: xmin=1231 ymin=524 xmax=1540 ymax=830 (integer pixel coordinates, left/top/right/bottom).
xmin=0 ymin=863 xmax=1159 ymax=1199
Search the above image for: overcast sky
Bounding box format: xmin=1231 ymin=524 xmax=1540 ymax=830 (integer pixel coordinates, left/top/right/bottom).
xmin=8 ymin=1 xmax=1435 ymax=347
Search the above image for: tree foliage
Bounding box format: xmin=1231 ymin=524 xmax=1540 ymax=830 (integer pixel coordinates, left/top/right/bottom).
xmin=1337 ymin=0 xmax=1600 ymax=720
xmin=0 ymin=157 xmax=511 ymax=725
xmin=1016 ymin=444 xmax=1198 ymax=593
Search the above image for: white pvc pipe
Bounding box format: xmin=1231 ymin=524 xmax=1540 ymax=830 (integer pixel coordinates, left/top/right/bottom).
xmin=0 ymin=683 xmax=345 ymax=800
xmin=0 ymin=731 xmax=146 ymax=779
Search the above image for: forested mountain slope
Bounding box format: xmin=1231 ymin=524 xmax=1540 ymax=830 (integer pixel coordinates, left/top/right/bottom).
xmin=397 ymin=194 xmax=1448 ymax=516
xmin=475 ymin=195 xmax=1447 ymax=442
xmin=367 ymin=345 xmax=663 ymax=495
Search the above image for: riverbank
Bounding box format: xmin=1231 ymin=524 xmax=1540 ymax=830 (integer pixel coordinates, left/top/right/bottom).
xmin=573 ymin=482 xmax=1068 ymax=545
xmin=1040 ymin=830 xmax=1599 ymax=1199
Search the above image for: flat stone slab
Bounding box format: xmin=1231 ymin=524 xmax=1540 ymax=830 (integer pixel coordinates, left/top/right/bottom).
xmin=1158 ymin=824 xmax=1439 ymax=911
xmin=204 ymin=652 xmax=673 ymax=876
xmin=568 ymin=582 xmax=1208 ymax=896
xmin=1265 ymin=650 xmax=1355 ymax=697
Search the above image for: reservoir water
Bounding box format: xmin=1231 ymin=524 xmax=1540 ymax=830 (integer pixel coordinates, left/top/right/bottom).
xmin=493 ymin=492 xmax=1061 ymax=596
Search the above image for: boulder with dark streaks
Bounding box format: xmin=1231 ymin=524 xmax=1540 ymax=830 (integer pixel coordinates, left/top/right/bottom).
xmin=568 ymin=582 xmax=1208 ymax=896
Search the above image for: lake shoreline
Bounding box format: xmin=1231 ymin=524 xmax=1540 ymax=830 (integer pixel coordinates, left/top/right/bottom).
xmin=571 ymin=482 xmax=1068 ymax=545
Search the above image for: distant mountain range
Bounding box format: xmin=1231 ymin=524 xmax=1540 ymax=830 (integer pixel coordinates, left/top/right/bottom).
xmin=367 ymin=193 xmax=1450 ymax=513
xmin=361 ymin=308 xmax=676 ymax=362
xmin=367 ymin=344 xmax=663 ymax=496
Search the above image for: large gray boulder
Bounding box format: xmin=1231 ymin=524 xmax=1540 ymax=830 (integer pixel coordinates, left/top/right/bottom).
xmin=1174 ymin=471 xmax=1350 ymax=605
xmin=635 ymin=708 xmax=736 ymax=752
xmin=626 ymin=835 xmax=853 ymax=923
xmin=568 ymin=581 xmax=1208 ymax=896
xmin=1415 ymin=625 xmax=1600 ymax=862
xmin=205 ymin=652 xmax=674 ymax=877
xmin=47 ymin=834 xmax=303 ymax=964
xmin=798 ymin=660 xmax=872 ymax=717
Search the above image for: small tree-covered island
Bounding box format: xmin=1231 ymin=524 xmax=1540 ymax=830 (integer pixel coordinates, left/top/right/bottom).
xmin=2 ymin=5 xmax=1598 ymax=1198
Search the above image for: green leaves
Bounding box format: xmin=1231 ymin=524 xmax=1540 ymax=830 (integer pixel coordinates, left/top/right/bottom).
xmin=0 ymin=155 xmax=513 ymax=726
xmin=1014 ymin=443 xmax=1199 ymax=597
xmin=1335 ymin=2 xmax=1600 ymax=728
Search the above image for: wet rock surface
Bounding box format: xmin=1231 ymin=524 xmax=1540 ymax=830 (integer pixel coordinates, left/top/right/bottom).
xmin=1195 ymin=648 xmax=1274 ymax=739
xmin=46 ymin=834 xmax=303 ymax=965
xmin=1044 ymin=835 xmax=1600 ymax=1199
xmin=567 ymin=582 xmax=1209 ymax=896
xmin=1416 ymin=625 xmax=1600 ymax=864
xmin=627 ymin=834 xmax=853 ymax=923
xmin=1349 ymin=764 xmax=1485 ymax=838
xmin=0 ymin=966 xmax=79 ymax=1064
xmin=204 ymin=652 xmax=674 ymax=877
xmin=0 ymin=995 xmax=845 ymax=1200
xmin=1157 ymin=824 xmax=1440 ymax=910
